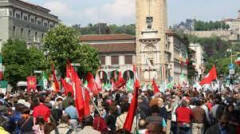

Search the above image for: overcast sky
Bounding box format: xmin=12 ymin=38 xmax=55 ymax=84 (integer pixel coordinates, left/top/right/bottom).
xmin=23 ymin=0 xmax=240 ymax=26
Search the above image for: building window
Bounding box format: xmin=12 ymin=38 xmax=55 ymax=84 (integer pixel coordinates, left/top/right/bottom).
xmin=125 ymin=55 xmax=132 ymax=64
xmin=50 ymin=24 xmax=54 ymax=28
xmin=16 ymin=13 xmax=21 ymax=19
xmin=37 ymin=20 xmax=42 ymax=25
xmin=111 ymin=56 xmax=119 ymax=65
xmin=28 ymin=30 xmax=31 ymax=39
xmin=13 ymin=26 xmax=16 ymax=36
xmin=44 ymin=23 xmax=48 ymax=27
xmin=23 ymin=16 xmax=28 ymax=21
xmin=9 ymin=11 xmax=13 ymax=16
xmin=100 ymin=56 xmax=105 ymax=65
xmin=31 ymin=18 xmax=35 ymax=23
xmin=34 ymin=32 xmax=38 ymax=41
xmin=20 ymin=28 xmax=23 ymax=37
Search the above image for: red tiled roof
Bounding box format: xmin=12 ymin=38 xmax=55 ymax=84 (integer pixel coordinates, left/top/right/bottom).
xmin=89 ymin=43 xmax=136 ymax=53
xmin=80 ymin=34 xmax=136 ymax=41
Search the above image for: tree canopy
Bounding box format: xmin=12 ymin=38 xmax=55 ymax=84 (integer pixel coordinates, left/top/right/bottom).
xmin=72 ymin=23 xmax=135 ymax=35
xmin=2 ymin=39 xmax=47 ymax=87
xmin=43 ymin=24 xmax=100 ymax=77
xmin=194 ymin=20 xmax=230 ymax=31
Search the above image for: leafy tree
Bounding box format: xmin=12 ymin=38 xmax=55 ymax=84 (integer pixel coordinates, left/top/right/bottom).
xmin=2 ymin=40 xmax=46 ymax=87
xmin=72 ymin=23 xmax=135 ymax=35
xmin=194 ymin=20 xmax=230 ymax=31
xmin=73 ymin=44 xmax=100 ymax=78
xmin=43 ymin=24 xmax=100 ymax=77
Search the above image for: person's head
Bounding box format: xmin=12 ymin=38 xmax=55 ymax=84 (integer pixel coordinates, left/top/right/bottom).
xmin=150 ymin=105 xmax=159 ymax=115
xmin=181 ymin=100 xmax=188 ymax=107
xmin=195 ymin=100 xmax=202 ymax=106
xmin=227 ymin=104 xmax=234 ymax=112
xmin=68 ymin=99 xmax=74 ymax=106
xmin=61 ymin=114 xmax=69 ymax=124
xmin=147 ymin=123 xmax=164 ymax=134
xmin=83 ymin=116 xmax=93 ymax=126
xmin=39 ymin=96 xmax=45 ymax=103
xmin=121 ymin=103 xmax=129 ymax=113
xmin=157 ymin=98 xmax=164 ymax=107
xmin=139 ymin=119 xmax=147 ymax=129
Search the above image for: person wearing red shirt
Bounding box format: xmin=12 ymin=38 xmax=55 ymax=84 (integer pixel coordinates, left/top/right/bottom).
xmin=32 ymin=96 xmax=51 ymax=124
xmin=176 ymin=100 xmax=192 ymax=134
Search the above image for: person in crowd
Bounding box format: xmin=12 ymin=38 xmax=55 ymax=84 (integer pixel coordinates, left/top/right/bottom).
xmin=206 ymin=105 xmax=236 ymax=134
xmin=146 ymin=105 xmax=167 ymax=132
xmin=79 ymin=116 xmax=100 ymax=134
xmin=116 ymin=102 xmax=130 ymax=130
xmin=191 ymin=99 xmax=206 ymax=134
xmin=93 ymin=110 xmax=108 ymax=132
xmin=64 ymin=99 xmax=78 ymax=130
xmin=176 ymin=99 xmax=192 ymax=134
xmin=50 ymin=114 xmax=73 ymax=134
xmin=32 ymin=96 xmax=51 ymax=124
xmin=138 ymin=119 xmax=147 ymax=134
xmin=62 ymin=92 xmax=74 ymax=110
xmin=32 ymin=117 xmax=45 ymax=134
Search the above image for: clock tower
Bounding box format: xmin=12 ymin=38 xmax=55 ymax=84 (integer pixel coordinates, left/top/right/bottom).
xmin=136 ymin=0 xmax=168 ymax=83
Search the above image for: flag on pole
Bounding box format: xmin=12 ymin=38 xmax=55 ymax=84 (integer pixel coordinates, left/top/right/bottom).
xmin=123 ymin=75 xmax=140 ymax=132
xmin=41 ymin=72 xmax=48 ymax=90
xmin=27 ymin=76 xmax=37 ymax=92
xmin=114 ymin=71 xmax=126 ymax=90
xmin=61 ymin=78 xmax=74 ymax=96
xmin=52 ymin=64 xmax=60 ymax=92
xmin=86 ymin=72 xmax=100 ymax=95
xmin=200 ymin=65 xmax=217 ymax=86
xmin=152 ymin=79 xmax=160 ymax=94
xmin=126 ymin=79 xmax=134 ymax=92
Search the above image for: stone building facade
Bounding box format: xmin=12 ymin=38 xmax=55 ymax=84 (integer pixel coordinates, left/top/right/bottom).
xmin=189 ymin=43 xmax=205 ymax=80
xmin=166 ymin=31 xmax=188 ymax=84
xmin=0 ymin=0 xmax=58 ymax=49
xmin=80 ymin=34 xmax=136 ymax=82
xmin=80 ymin=32 xmax=188 ymax=84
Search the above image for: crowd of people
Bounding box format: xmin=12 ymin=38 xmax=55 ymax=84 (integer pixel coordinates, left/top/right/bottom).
xmin=0 ymin=85 xmax=240 ymax=134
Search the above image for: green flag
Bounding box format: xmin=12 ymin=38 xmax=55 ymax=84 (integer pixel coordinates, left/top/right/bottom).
xmin=103 ymin=82 xmax=111 ymax=91
xmin=84 ymin=80 xmax=88 ymax=88
xmin=167 ymin=81 xmax=174 ymax=89
xmin=0 ymin=81 xmax=8 ymax=88
xmin=126 ymin=79 xmax=134 ymax=92
xmin=41 ymin=72 xmax=48 ymax=90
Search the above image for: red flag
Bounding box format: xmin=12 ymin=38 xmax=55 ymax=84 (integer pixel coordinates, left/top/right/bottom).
xmin=123 ymin=79 xmax=140 ymax=132
xmin=114 ymin=71 xmax=126 ymax=90
xmin=86 ymin=72 xmax=100 ymax=95
xmin=27 ymin=76 xmax=37 ymax=92
xmin=72 ymin=70 xmax=85 ymax=120
xmin=61 ymin=78 xmax=74 ymax=96
xmin=200 ymin=66 xmax=217 ymax=86
xmin=152 ymin=79 xmax=160 ymax=94
xmin=52 ymin=64 xmax=60 ymax=92
xmin=83 ymin=88 xmax=90 ymax=116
